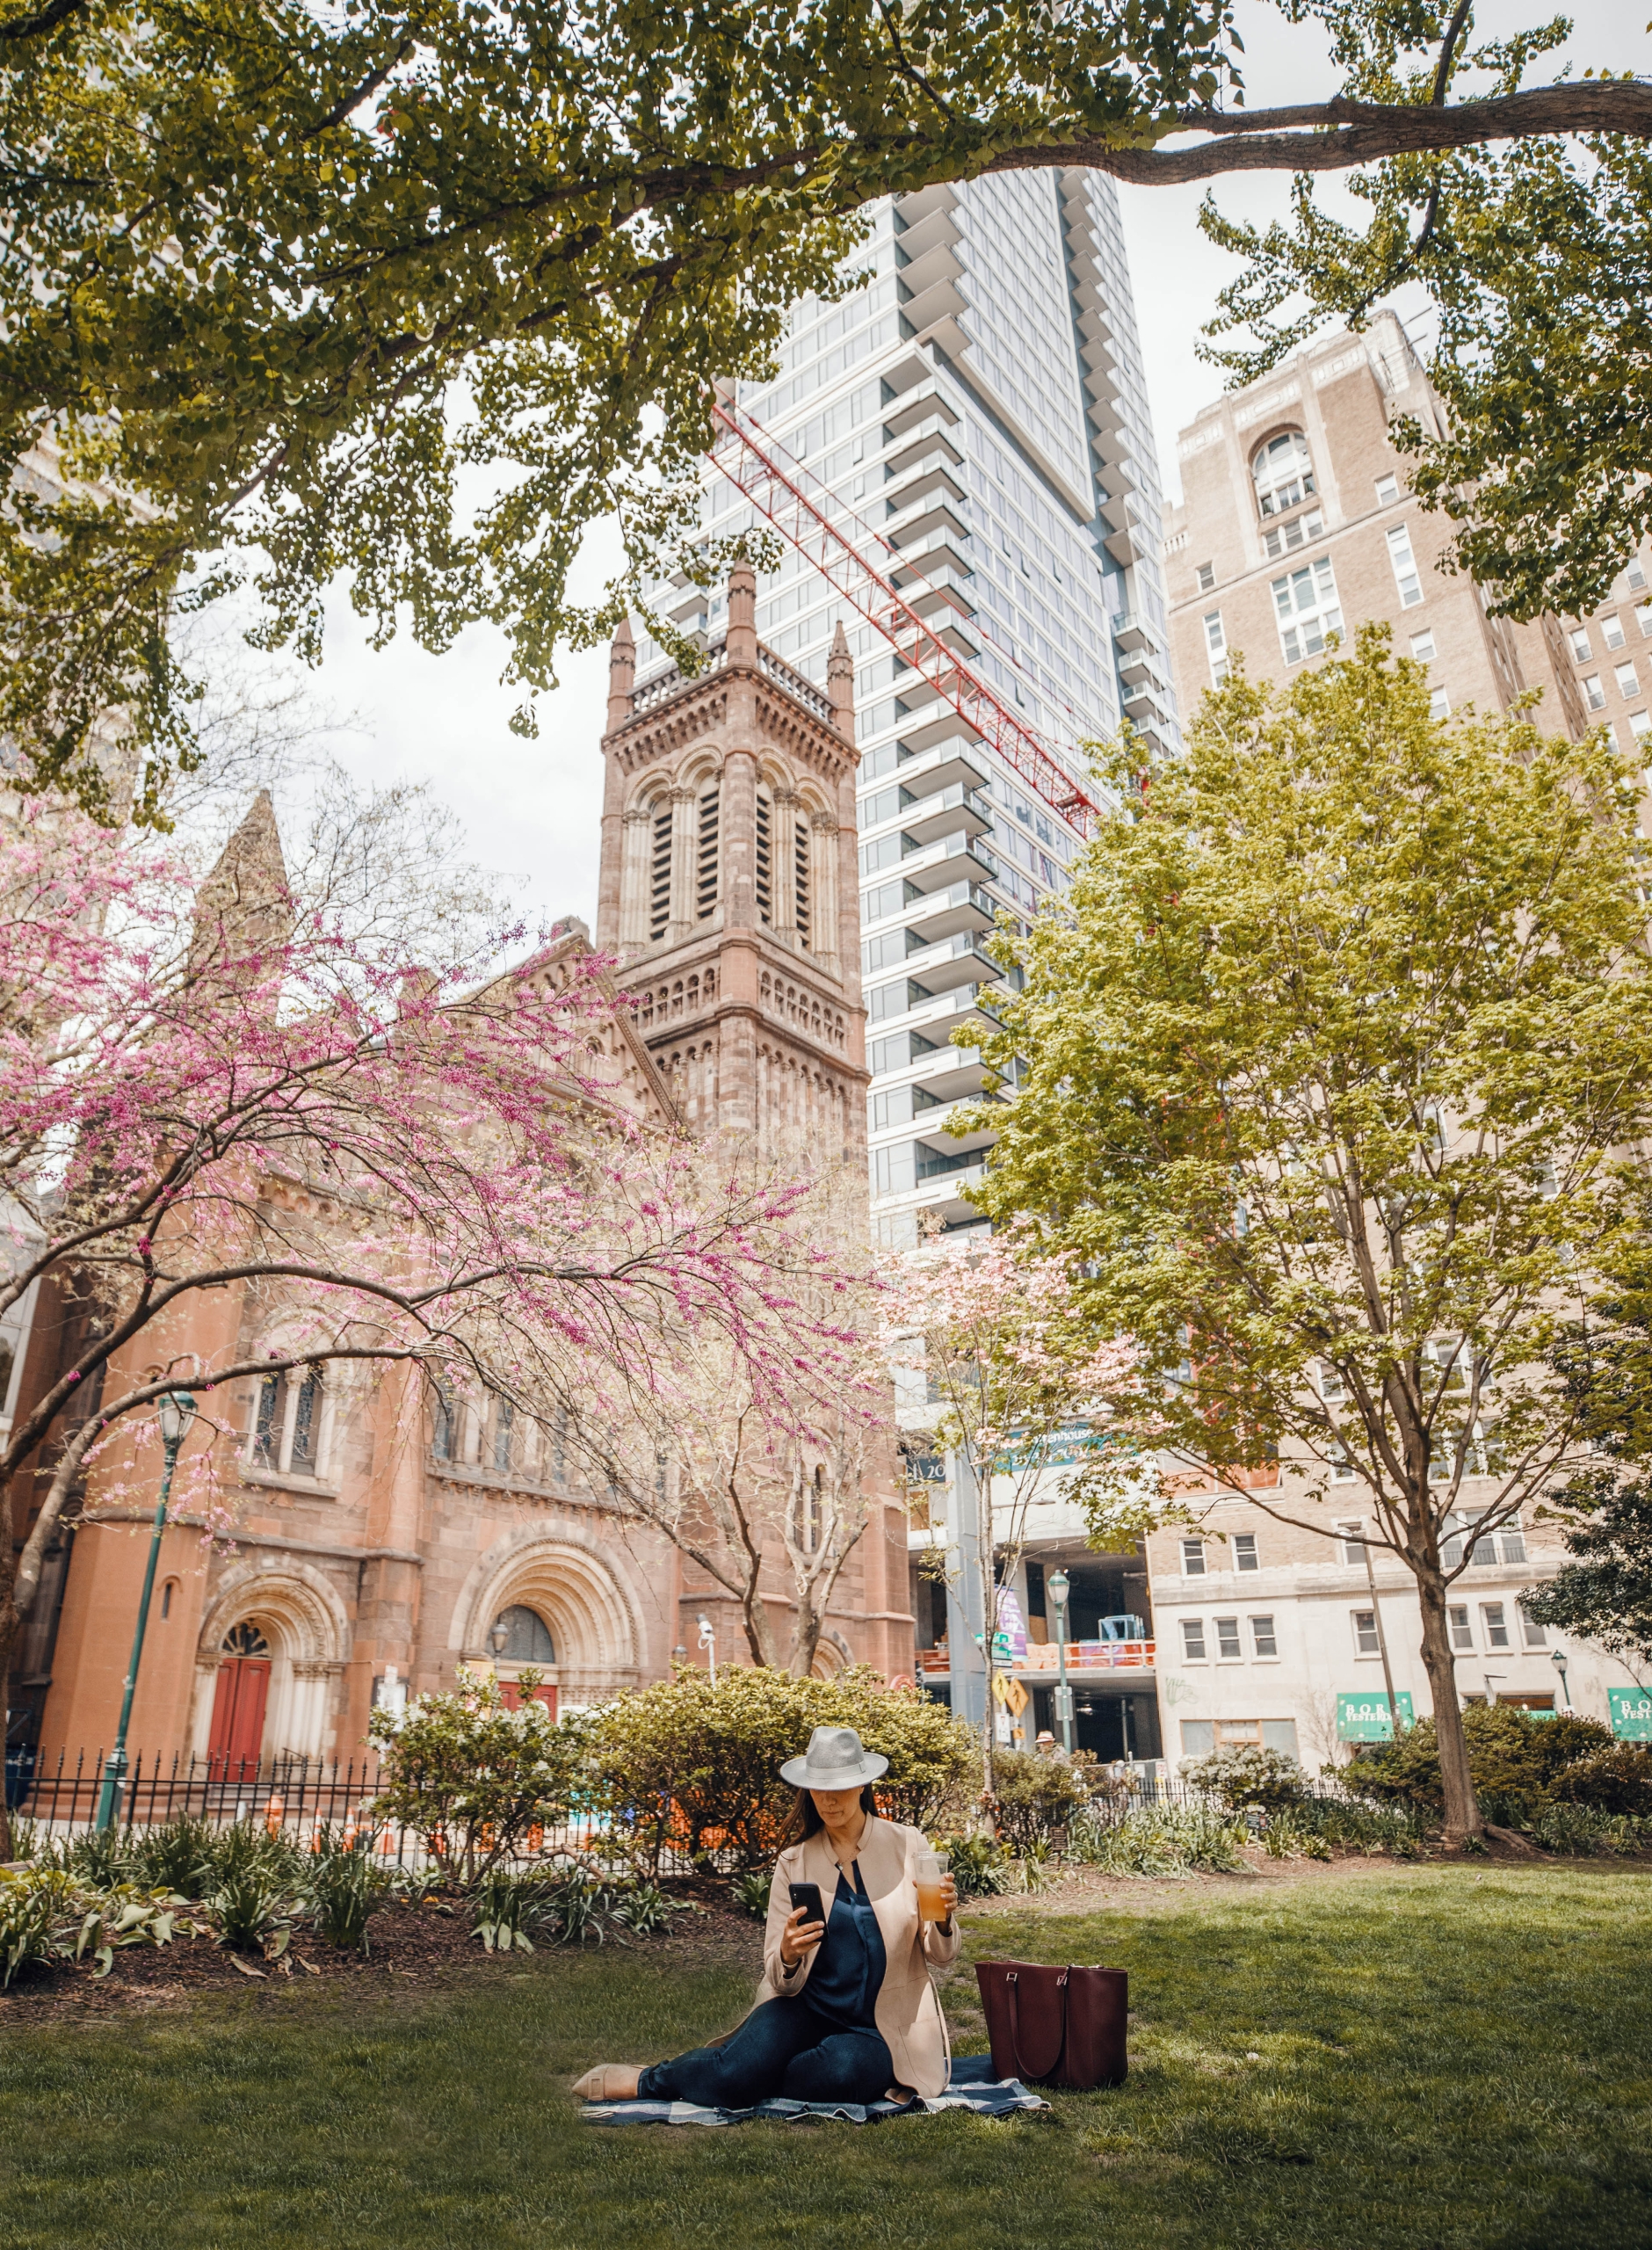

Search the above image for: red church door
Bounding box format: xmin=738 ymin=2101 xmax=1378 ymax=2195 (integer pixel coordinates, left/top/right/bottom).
xmin=498 ymin=1679 xmax=557 ymax=1720
xmin=207 ymin=1622 xmax=272 ymax=1778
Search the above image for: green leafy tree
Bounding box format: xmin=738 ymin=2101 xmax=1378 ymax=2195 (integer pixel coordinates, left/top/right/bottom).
xmin=970 ymin=631 xmax=1652 ymax=1842
xmin=3 ymin=0 xmax=1651 ymax=815
xmin=1523 ymin=1480 xmax=1652 ymax=1669
xmin=1351 ymin=1704 xmax=1622 ymax=1821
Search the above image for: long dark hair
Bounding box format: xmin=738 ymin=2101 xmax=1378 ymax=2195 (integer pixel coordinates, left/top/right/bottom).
xmin=784 ymin=1783 xmax=878 ymax=1846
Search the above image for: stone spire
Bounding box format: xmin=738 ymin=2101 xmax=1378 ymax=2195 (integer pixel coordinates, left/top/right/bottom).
xmin=828 ymin=620 xmax=855 ymax=737
xmin=727 ymin=562 xmax=758 ymax=666
xmin=607 ymin=616 xmax=636 ymax=729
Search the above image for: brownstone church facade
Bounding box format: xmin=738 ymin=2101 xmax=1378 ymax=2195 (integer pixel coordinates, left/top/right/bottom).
xmin=8 ymin=571 xmax=913 ymax=1779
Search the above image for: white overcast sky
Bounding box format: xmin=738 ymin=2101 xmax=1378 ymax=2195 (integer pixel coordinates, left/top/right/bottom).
xmin=264 ymin=1 xmax=1648 ymax=938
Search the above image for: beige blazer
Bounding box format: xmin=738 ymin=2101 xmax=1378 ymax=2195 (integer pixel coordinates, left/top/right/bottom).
xmin=757 ymin=1814 xmax=960 ymax=2098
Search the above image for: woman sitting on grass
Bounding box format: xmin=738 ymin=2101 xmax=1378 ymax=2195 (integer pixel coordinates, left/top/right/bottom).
xmin=573 ymin=1725 xmax=960 ymax=2108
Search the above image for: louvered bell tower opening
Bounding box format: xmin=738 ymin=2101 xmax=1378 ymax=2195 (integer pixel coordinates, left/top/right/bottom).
xmin=648 ymin=800 xmax=673 ymax=941
xmin=755 ymin=789 xmax=773 ymax=925
xmin=696 ymin=783 xmax=720 ymax=919
xmin=793 ymin=822 xmax=810 ymax=948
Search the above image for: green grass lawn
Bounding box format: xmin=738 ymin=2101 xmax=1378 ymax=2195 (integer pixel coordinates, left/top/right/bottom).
xmin=3 ymin=1863 xmax=1648 ymax=2250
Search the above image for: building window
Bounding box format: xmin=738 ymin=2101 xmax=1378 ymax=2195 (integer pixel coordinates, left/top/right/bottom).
xmin=696 ymin=784 xmax=720 ymax=919
xmin=1604 ymin=613 xmax=1627 ymax=650
xmin=1250 ymin=1615 xmax=1278 ymax=1658
xmin=1330 ymin=1442 xmax=1358 ymax=1484
xmin=1203 ymin=610 xmax=1228 ymax=686
xmin=1353 ymin=1609 xmax=1380 ymax=1656
xmin=431 ymin=1383 xmax=458 ymax=1461
xmin=1521 ymin=1609 xmax=1548 ymax=1649
xmin=1583 ymin=675 xmax=1606 ymax=711
xmin=1316 ymin=1360 xmax=1348 ymax=1405
xmin=490 ymin=1395 xmax=515 ymax=1475
xmin=1386 ymin=524 xmax=1424 ymax=606
xmin=1196 ymin=562 xmax=1216 ymax=592
xmin=648 ymin=799 xmax=673 ymax=940
xmin=490 ymin=1605 xmax=555 ymax=1664
xmin=1429 ymin=686 xmax=1452 ymax=721
xmin=1449 ymin=1603 xmax=1474 ymax=1651
xmin=1337 ymin=1519 xmax=1366 ymax=1565
xmin=1409 ymin=629 xmax=1437 ymax=663
xmin=1637 ymin=602 xmax=1652 ymax=639
xmin=1375 ymin=474 xmax=1399 ymax=505
xmin=161 ymin=1579 xmax=176 ymax=1621
xmin=1216 ymin=1616 xmax=1242 ymax=1660
xmin=1481 ymin=1601 xmax=1511 ymax=1651
xmin=1262 ymin=507 xmax=1324 ymax=561
xmin=1233 ymin=1533 xmax=1259 ymax=1572
xmin=250 ymin=1367 xmax=325 ymax=1477
xmin=1272 ymin=556 xmax=1343 ymax=663
xmin=1252 ymin=430 xmax=1316 ymax=518
xmin=1627 ymin=711 xmax=1649 ymax=744
xmin=1181 ymin=1538 xmax=1207 ymax=1577
xmin=1214 ymin=1717 xmax=1264 ymax=1746
xmin=1631 ymin=556 xmax=1648 ymax=591
xmin=1181 ymin=1617 xmax=1208 ymax=1661
xmin=1616 ymin=661 xmax=1640 ymax=699
xmin=1569 ymin=626 xmax=1592 ymax=663
xmin=1181 ymin=1718 xmax=1214 ymax=1756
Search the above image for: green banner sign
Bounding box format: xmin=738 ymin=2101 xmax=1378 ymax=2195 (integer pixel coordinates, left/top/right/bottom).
xmin=1609 ymin=1688 xmax=1652 ymax=1742
xmin=1337 ymin=1691 xmax=1416 ymax=1742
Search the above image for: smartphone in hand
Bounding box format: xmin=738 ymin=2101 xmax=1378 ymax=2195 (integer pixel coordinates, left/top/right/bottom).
xmin=788 ymin=1881 xmax=826 ymax=1929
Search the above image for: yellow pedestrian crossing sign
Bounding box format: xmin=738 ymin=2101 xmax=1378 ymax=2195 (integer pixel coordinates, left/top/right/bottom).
xmin=991 ymin=1674 xmax=1030 ymax=1717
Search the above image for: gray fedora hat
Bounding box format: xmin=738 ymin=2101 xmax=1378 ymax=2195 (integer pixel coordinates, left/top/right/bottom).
xmin=780 ymin=1724 xmax=888 ymax=1791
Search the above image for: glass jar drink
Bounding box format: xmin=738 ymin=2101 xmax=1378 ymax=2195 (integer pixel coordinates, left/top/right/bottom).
xmin=915 ymin=1849 xmax=951 ymax=1922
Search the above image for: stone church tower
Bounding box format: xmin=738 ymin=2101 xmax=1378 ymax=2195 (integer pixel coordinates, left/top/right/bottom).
xmin=595 ymin=566 xmax=867 ymax=1161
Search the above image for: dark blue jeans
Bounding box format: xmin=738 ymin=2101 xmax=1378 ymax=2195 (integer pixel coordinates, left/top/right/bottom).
xmin=637 ymin=1997 xmax=894 ymax=2108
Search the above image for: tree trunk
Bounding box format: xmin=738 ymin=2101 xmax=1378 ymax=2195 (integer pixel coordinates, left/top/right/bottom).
xmin=0 ymin=1602 xmax=17 ymax=1863
xmin=1415 ymin=1560 xmax=1485 ymax=1842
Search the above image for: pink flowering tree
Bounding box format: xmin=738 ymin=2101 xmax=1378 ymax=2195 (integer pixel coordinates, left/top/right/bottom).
xmin=882 ymin=1231 xmax=1145 ymax=1791
xmin=0 ymin=795 xmax=850 ymax=1849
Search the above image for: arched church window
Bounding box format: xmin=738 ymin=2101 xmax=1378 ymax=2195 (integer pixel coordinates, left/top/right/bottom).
xmin=696 ymin=783 xmax=720 ymax=918
xmin=489 ymin=1605 xmax=555 ymax=1663
xmin=1251 ymin=430 xmax=1316 ymax=519
xmin=250 ymin=1365 xmax=325 ymax=1477
xmin=222 ymin=1621 xmax=272 ymax=1657
xmin=648 ymin=798 xmax=673 ymax=940
xmin=755 ymin=788 xmax=773 ymax=924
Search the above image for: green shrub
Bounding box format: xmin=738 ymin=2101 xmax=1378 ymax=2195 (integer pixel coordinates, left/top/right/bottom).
xmin=0 ymin=1868 xmax=76 ymax=1987
xmin=126 ymin=1817 xmax=219 ymax=1899
xmin=1549 ymin=1743 xmax=1652 ymax=1816
xmin=607 ymin=1881 xmax=680 ymax=1938
xmin=1351 ymin=1706 xmax=1616 ymax=1819
xmin=989 ymin=1751 xmax=1091 ymax=1857
xmin=0 ymin=1868 xmax=193 ymax=1986
xmin=369 ymin=1666 xmax=585 ymax=1882
xmin=1529 ymin=1803 xmax=1652 ymax=1857
xmin=580 ymin=1665 xmax=979 ymax=1875
xmin=1293 ymin=1796 xmax=1431 ymax=1855
xmin=208 ymin=1866 xmax=297 ymax=1957
xmin=468 ymin=1864 xmax=678 ymax=1950
xmin=1181 ymin=1744 xmax=1309 ymax=1811
xmin=731 ymin=1869 xmax=772 ymax=1920
xmin=303 ymin=1837 xmax=392 ymax=1953
xmin=932 ymin=1831 xmax=1012 ymax=1898
xmin=1069 ymin=1805 xmax=1250 ymax=1876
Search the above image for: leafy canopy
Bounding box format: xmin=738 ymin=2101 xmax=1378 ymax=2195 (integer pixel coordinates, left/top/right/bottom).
xmin=969 ymin=629 xmax=1652 ymax=1580
xmin=5 ymin=0 xmax=1652 ymax=816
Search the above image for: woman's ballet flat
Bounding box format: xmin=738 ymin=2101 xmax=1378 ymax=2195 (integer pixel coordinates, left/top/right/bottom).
xmin=572 ymin=2065 xmax=637 ymax=2102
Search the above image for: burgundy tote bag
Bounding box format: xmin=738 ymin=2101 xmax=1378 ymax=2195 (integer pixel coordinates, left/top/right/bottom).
xmin=975 ymin=1960 xmax=1127 ymax=2089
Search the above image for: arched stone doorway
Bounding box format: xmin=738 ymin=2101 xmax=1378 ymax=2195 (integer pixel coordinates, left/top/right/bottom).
xmin=192 ymin=1561 xmax=351 ymax=1767
xmin=452 ymin=1531 xmax=645 ymax=1710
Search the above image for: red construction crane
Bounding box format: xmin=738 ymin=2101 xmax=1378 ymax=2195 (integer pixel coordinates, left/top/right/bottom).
xmin=707 ymin=396 xmax=1099 ymax=839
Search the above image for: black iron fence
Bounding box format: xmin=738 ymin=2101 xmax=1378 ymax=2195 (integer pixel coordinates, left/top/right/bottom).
xmin=11 ymin=1746 xmax=395 ymax=1849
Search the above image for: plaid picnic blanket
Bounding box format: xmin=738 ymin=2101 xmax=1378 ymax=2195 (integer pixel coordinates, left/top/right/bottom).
xmin=578 ymin=2051 xmax=1051 ymax=2128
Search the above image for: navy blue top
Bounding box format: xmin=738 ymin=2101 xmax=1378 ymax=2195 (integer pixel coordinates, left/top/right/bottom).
xmin=804 ymin=1862 xmax=887 ymax=2031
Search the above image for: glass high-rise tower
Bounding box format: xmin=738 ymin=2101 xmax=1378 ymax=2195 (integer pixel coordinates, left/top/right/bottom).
xmin=632 ymin=167 xmax=1177 ymax=1246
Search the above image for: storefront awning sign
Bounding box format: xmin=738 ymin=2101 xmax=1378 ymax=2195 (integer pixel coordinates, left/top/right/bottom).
xmin=1337 ymin=1691 xmax=1416 ymax=1741
xmin=1609 ymin=1688 xmax=1652 ymax=1742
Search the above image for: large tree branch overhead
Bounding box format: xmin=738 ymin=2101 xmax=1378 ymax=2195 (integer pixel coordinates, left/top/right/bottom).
xmin=987 ymin=83 xmax=1652 ymax=185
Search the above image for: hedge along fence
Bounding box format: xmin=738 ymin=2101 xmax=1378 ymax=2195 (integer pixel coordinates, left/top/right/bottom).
xmin=363 ymin=1666 xmax=980 ymax=1882
xmin=573 ymin=1666 xmax=981 ymax=1875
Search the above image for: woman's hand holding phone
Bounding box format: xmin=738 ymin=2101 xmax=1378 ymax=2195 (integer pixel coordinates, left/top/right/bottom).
xmin=779 ymin=1904 xmax=825 ymax=1964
